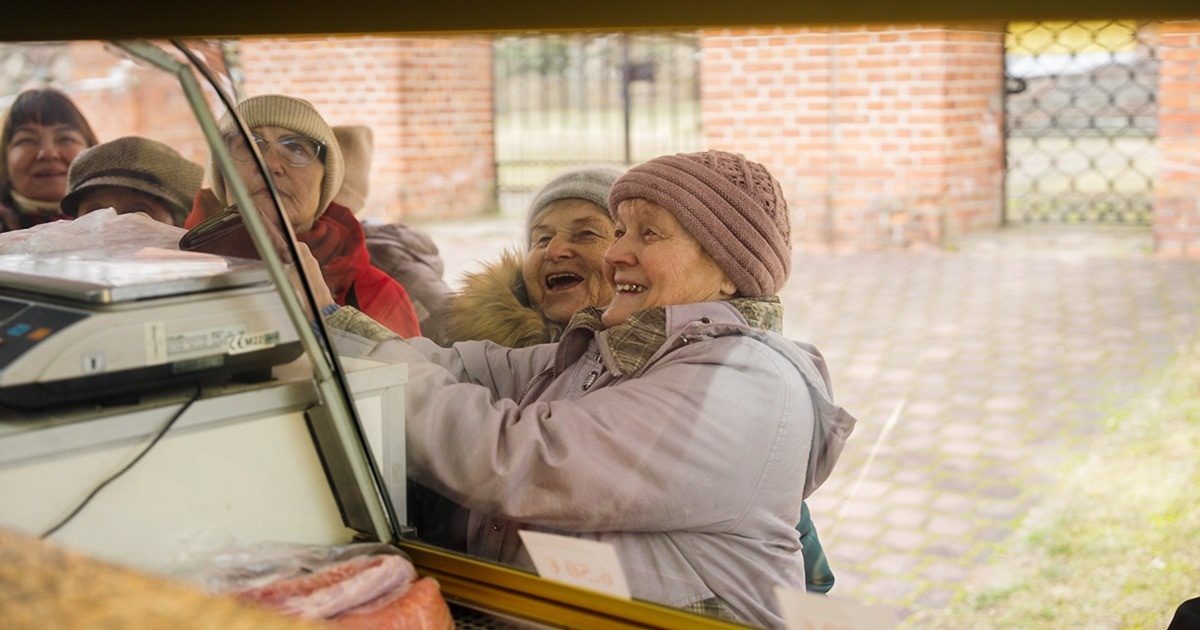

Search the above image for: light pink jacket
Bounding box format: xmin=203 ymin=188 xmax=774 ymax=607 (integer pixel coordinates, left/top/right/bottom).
xmin=330 ymin=300 xmax=856 ymax=628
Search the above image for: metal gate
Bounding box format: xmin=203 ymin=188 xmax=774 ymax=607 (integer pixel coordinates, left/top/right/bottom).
xmin=492 ymin=32 xmax=702 ymax=213
xmin=1004 ymin=21 xmax=1159 ymax=225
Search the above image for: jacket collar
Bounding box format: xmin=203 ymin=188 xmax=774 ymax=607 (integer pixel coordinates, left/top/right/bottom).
xmin=556 ymin=297 xmax=784 ymax=376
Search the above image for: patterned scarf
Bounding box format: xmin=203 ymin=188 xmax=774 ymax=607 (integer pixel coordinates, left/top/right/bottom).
xmin=563 ymin=296 xmax=784 ymax=375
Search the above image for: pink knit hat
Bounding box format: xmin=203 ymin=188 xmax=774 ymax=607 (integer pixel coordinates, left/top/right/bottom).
xmin=607 ymin=150 xmax=791 ymax=297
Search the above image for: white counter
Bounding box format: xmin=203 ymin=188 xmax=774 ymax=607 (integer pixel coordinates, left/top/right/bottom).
xmin=0 ymin=356 xmax=407 ymax=575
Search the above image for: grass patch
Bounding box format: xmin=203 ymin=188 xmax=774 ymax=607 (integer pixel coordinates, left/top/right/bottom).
xmin=910 ymin=337 xmax=1200 ymax=629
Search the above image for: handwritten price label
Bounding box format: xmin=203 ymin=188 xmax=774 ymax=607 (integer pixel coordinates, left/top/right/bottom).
xmin=518 ymin=530 xmax=632 ymax=599
xmin=774 ymin=586 xmax=897 ymax=630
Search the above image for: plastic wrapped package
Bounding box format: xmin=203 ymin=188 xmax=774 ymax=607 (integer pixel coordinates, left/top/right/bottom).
xmin=0 ymin=208 xmax=186 ymax=255
xmin=181 ymin=542 xmax=454 ymax=629
xmin=0 ymin=209 xmax=262 ymax=295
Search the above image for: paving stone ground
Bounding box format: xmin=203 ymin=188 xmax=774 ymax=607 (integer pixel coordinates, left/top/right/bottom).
xmin=412 ymin=216 xmax=1200 ymax=626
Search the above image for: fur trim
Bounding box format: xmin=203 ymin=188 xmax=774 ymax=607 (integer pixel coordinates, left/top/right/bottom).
xmin=442 ymin=248 xmax=561 ymax=347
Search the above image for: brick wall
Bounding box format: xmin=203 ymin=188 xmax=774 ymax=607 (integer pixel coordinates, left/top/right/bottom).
xmin=49 ymin=31 xmax=1197 ymax=257
xmin=699 ymin=24 xmax=1007 ymax=251
xmin=1154 ymin=20 xmax=1200 ymax=258
xmin=234 ymin=35 xmax=496 ymax=223
xmin=61 ymin=41 xmax=212 ymax=167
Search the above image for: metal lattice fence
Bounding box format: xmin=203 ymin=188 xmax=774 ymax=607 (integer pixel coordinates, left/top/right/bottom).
xmin=1004 ymin=20 xmax=1159 ymax=225
xmin=492 ymin=32 xmax=702 ymax=214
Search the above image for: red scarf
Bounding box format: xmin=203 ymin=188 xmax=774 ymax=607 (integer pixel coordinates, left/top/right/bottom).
xmin=185 ymin=190 xmax=421 ymax=338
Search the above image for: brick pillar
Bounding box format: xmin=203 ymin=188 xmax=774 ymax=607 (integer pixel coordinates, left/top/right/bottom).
xmin=700 ymin=25 xmax=1006 ymax=251
xmin=1154 ymin=21 xmax=1200 ymax=258
xmin=235 ymin=35 xmax=495 ymax=223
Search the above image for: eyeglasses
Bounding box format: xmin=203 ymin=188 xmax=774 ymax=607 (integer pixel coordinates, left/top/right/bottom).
xmin=225 ymin=133 xmax=325 ymax=167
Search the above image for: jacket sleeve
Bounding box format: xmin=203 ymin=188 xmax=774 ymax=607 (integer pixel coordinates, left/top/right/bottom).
xmin=403 ymin=335 xmax=814 ymax=534
xmin=329 ymin=324 xmax=556 ymax=403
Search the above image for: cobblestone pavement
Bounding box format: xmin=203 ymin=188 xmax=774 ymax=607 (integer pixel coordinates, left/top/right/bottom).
xmin=413 ymin=217 xmax=1200 ymax=626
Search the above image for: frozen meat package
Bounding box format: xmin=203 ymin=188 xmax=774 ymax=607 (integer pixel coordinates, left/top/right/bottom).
xmin=183 ymin=541 xmax=453 ymax=629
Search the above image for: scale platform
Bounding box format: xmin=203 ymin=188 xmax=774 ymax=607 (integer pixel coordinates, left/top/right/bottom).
xmin=0 ymin=250 xmax=304 ymax=410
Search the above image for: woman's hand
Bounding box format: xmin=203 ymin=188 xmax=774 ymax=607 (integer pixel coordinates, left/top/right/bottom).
xmin=288 ymin=241 xmax=336 ymax=318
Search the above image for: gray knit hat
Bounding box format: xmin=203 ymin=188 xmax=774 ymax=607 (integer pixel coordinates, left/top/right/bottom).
xmin=61 ymin=136 xmax=204 ymax=226
xmin=526 ymin=165 xmax=623 ymax=247
xmin=608 ymin=150 xmax=791 ymax=297
xmin=210 ymin=94 xmax=344 ymax=218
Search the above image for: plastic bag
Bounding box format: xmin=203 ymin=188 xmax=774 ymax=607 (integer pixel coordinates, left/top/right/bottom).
xmin=178 ymin=541 xmax=453 ymax=629
xmin=0 ymin=208 xmax=256 ymax=289
xmin=181 ymin=540 xmax=406 ymax=595
xmin=0 ymin=208 xmax=186 ymax=255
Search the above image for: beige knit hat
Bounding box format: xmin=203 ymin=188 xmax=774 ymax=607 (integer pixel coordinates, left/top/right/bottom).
xmin=210 ymin=94 xmax=344 ymax=217
xmin=61 ymin=136 xmax=204 ymax=225
xmin=608 ymin=150 xmax=791 ymax=297
xmin=526 ymin=165 xmax=623 ymax=247
xmin=332 ymin=125 xmax=373 ymax=214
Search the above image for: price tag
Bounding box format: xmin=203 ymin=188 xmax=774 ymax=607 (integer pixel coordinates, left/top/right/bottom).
xmin=774 ymin=586 xmax=897 ymax=630
xmin=518 ymin=530 xmax=632 ymax=599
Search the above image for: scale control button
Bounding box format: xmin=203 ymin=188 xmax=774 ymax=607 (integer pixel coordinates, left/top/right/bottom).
xmin=7 ymin=323 xmax=31 ymax=337
xmin=27 ymin=327 xmax=52 ymax=341
xmin=82 ymin=353 xmax=105 ymax=374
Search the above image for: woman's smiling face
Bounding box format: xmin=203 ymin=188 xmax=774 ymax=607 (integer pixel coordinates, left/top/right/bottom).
xmin=601 ymin=198 xmax=735 ymax=328
xmin=522 ymin=199 xmax=616 ymax=324
xmin=6 ymin=122 xmax=89 ymax=203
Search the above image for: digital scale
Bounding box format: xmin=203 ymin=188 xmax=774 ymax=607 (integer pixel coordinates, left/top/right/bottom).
xmin=0 ymin=250 xmax=304 ymax=410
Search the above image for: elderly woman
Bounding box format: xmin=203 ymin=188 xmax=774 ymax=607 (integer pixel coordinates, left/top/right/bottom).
xmin=434 ymin=162 xmax=836 ymax=596
xmin=441 ymin=165 xmax=621 ymax=347
xmin=304 ymin=150 xmax=856 ymax=628
xmin=184 ymin=94 xmax=421 ymax=338
xmin=0 ymin=88 xmax=98 ymax=232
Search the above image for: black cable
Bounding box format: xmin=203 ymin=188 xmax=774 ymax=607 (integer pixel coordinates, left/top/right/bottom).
xmin=40 ymin=383 xmax=202 ymax=539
